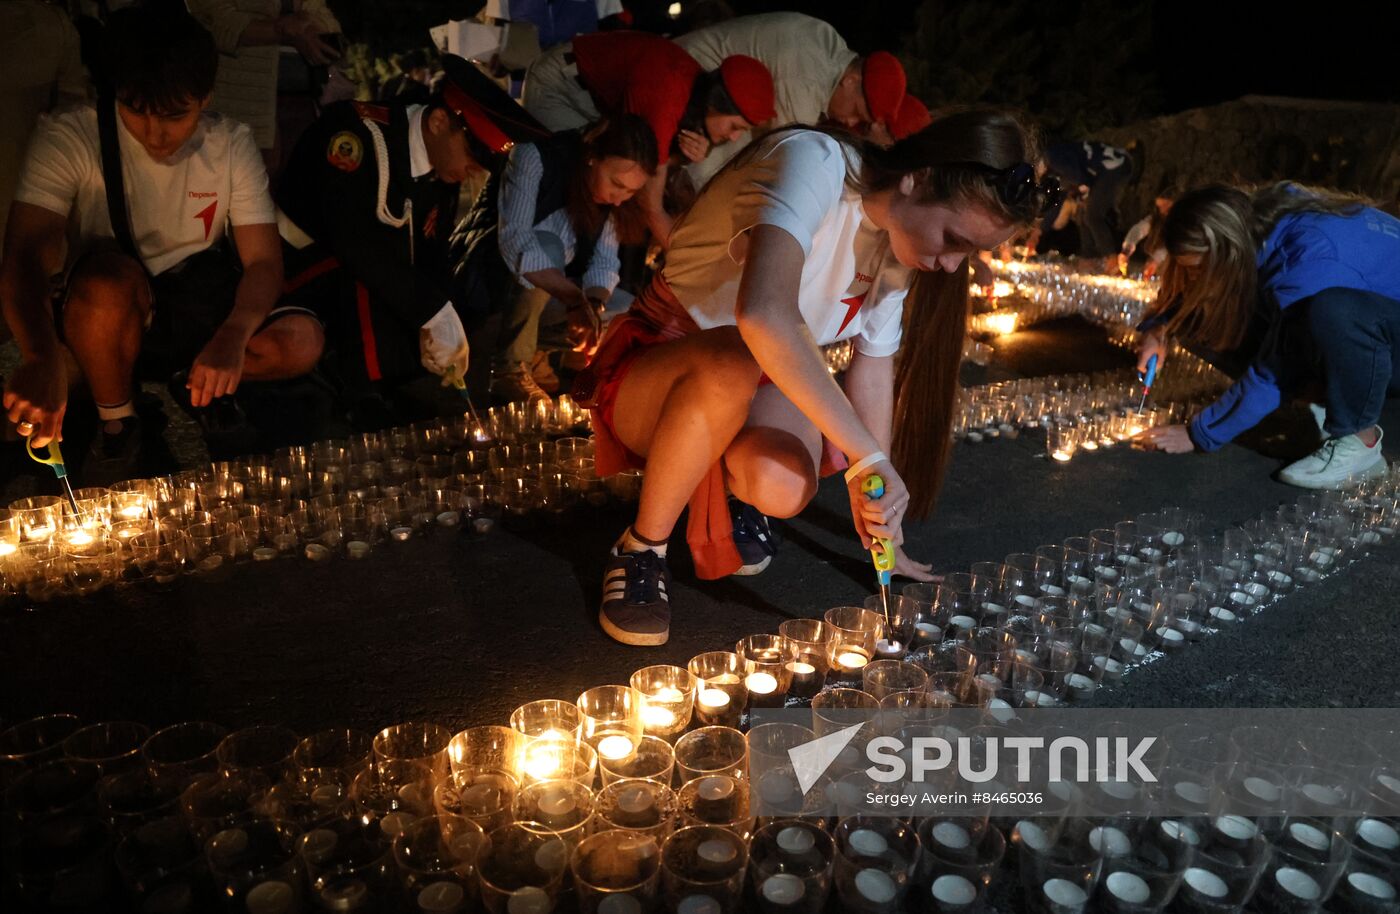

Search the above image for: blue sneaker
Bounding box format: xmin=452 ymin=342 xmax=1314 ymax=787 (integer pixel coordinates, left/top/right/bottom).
xmin=729 ymin=496 xmax=778 ymax=576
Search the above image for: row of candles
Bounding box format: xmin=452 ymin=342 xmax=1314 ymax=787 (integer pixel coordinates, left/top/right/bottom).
xmin=0 ymin=398 xmax=644 ymax=600
xmin=985 ymin=259 xmax=1161 ymax=336
xmin=5 ymin=470 xmax=1398 ymax=912
xmin=953 ymin=352 xmax=1230 ymax=461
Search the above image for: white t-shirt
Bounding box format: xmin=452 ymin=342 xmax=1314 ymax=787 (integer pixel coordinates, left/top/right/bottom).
xmin=663 ymin=130 xmax=910 ymax=358
xmin=15 ymin=102 xmax=275 ymax=276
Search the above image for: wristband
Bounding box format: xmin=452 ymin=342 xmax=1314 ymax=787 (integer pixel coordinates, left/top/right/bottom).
xmin=843 ymin=451 xmax=887 ymax=485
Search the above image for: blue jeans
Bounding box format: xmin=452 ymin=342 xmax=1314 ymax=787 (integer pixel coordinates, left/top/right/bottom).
xmin=1306 ymin=287 xmax=1400 ymax=437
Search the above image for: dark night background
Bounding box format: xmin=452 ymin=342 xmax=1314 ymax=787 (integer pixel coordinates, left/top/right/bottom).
xmin=327 ymin=0 xmax=1400 ymax=135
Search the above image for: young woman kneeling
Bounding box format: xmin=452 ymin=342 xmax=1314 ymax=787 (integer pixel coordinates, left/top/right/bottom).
xmin=1136 ymin=183 xmax=1400 ymax=489
xmin=576 ymin=109 xmax=1060 ymax=646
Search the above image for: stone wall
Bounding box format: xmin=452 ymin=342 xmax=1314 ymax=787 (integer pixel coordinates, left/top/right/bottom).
xmin=1097 ymin=95 xmax=1400 ymax=223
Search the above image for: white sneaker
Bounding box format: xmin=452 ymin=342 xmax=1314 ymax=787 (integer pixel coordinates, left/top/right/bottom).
xmin=1307 ymin=403 xmax=1327 ymax=434
xmin=1277 ymin=428 xmax=1386 ymax=489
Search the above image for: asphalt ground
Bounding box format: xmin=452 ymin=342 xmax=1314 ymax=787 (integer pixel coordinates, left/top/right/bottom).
xmin=4 ymin=316 xmax=1398 ymax=735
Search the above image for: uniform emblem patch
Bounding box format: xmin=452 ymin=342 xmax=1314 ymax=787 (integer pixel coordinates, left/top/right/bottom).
xmin=327 ymin=131 xmax=363 ymax=172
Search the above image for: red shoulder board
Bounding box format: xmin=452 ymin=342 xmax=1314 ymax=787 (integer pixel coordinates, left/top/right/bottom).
xmin=351 ymin=102 xmax=391 ymax=125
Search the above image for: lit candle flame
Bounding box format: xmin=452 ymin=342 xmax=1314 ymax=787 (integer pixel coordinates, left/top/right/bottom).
xmin=697 ymin=688 xmax=730 ymax=710
xmin=641 ymin=706 xmax=676 ymax=729
xmin=744 ymin=672 xmax=778 ymax=695
xmin=596 ymin=735 xmax=634 ymax=760
xmin=836 ymin=651 xmax=869 ymax=671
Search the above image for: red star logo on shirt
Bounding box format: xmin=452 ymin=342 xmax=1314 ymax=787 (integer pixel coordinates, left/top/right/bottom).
xmin=193 ymin=201 xmax=218 ymax=240
xmin=837 ymin=289 xmax=869 ymax=335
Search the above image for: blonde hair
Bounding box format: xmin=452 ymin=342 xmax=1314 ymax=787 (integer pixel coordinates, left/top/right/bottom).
xmin=1149 ymin=182 xmax=1371 ymax=350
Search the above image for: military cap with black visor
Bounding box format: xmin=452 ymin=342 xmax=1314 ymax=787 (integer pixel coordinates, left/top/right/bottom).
xmin=275 ymin=54 xmax=549 ymax=425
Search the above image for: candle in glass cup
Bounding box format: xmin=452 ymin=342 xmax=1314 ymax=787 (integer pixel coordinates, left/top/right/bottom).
xmin=687 ymin=653 xmax=746 ymax=728
xmin=629 ymin=666 xmax=696 ymax=740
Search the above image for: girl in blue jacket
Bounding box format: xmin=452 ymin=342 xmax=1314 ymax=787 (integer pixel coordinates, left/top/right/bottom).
xmin=1136 ymin=183 xmax=1400 ymax=489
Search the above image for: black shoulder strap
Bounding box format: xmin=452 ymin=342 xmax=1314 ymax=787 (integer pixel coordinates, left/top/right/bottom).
xmin=96 ymin=96 xmax=143 ymax=268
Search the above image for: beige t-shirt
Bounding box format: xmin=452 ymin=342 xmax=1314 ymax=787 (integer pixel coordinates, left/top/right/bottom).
xmin=677 ymin=12 xmax=858 ymax=186
xmin=15 ymin=103 xmax=275 ymax=275
xmin=663 ymin=130 xmax=909 ymax=359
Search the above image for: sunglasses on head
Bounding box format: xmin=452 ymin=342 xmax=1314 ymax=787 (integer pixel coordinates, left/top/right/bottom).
xmin=990 ymin=162 xmax=1065 ymax=213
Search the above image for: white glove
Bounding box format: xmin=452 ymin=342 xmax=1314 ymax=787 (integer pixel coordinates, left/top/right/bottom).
xmin=420 ymin=302 xmax=470 ymax=383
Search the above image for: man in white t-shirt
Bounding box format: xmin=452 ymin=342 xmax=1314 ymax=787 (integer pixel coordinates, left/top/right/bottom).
xmin=1 ymin=9 xmax=323 ymax=475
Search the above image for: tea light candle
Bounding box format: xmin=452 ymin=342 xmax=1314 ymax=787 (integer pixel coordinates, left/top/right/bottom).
xmin=473 ymin=518 xmax=494 ymax=535
xmin=1042 ymin=878 xmax=1088 ymax=911
xmin=1090 ymin=826 xmax=1133 ymax=857
xmin=1173 ymin=781 xmax=1210 ymax=807
xmin=305 ymin=543 xmax=331 ymax=562
xmin=347 ymin=540 xmax=370 ymax=560
xmin=1208 ymin=605 xmax=1237 ymax=624
xmin=436 ymin=511 xmax=461 ymax=528
xmin=417 ymin=882 xmax=465 ymax=914
xmin=931 ymin=874 xmax=977 ymax=909
xmin=675 ymin=896 xmax=721 ymax=914
xmin=380 ymin=812 xmax=414 ymax=840
xmin=390 ymin=526 xmax=413 ymax=542
xmin=745 ymin=672 xmax=778 ymax=697
xmin=931 ymin=822 xmax=971 ymax=851
xmin=1358 ymin=818 xmax=1400 ymax=852
xmin=460 ymin=783 xmax=503 ymax=814
xmin=66 ymin=528 xmax=93 ymax=547
xmin=988 ymin=698 xmax=1016 ymax=723
xmin=697 ymin=688 xmax=730 ymax=713
xmin=615 ymin=785 xmax=654 ymax=816
xmin=1161 ymin=530 xmax=1185 ymax=546
xmin=641 ymin=706 xmax=676 ymax=730
xmin=785 ymin=661 xmax=821 ymax=696
xmin=1016 ymin=821 xmax=1051 ymax=852
xmin=855 ymin=869 xmax=898 ymax=905
xmin=321 ymin=881 xmax=369 ymax=912
xmin=761 ymin=873 xmax=805 ymax=907
xmin=777 ymin=826 xmax=816 ymax=855
xmin=874 ymin=638 xmax=905 ymax=660
xmin=253 ymin=546 xmax=277 ymax=562
xmin=1214 ymin=815 xmax=1258 ymax=846
xmin=848 ymin=828 xmax=889 ymax=857
xmin=1157 ymin=627 xmax=1186 ymax=650
xmin=698 ymin=838 xmax=737 ymax=864
xmin=1160 ymin=820 xmax=1200 ymax=846
xmin=835 ymin=651 xmax=870 ymax=672
xmin=1105 ymin=872 xmax=1151 ymax=905
xmin=1345 ymin=873 xmax=1397 ymax=903
xmin=1051 ymin=449 xmax=1072 ymax=462
xmin=696 ymin=776 xmax=734 ymax=803
xmin=1275 ymin=867 xmax=1321 ymax=901
xmin=245 ymin=881 xmax=296 ymax=914
xmin=1287 ymin=822 xmax=1330 ymax=852
xmin=1066 ymin=673 xmax=1096 ymax=702
xmin=949 ymin=614 xmax=978 ymax=633
xmin=535 ymin=786 xmax=576 ymax=820
xmin=506 ymin=886 xmax=551 ymax=914
xmin=596 ymin=735 xmax=634 ymax=761
xmin=197 ymin=555 xmax=224 ymax=574
xmin=1242 ymin=776 xmax=1281 ymax=802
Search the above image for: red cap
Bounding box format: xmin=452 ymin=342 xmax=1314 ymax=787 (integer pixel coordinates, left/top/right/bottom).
xmin=890 ymin=94 xmax=931 ymax=140
xmin=718 ymin=55 xmax=776 ymax=125
xmin=861 ymin=51 xmax=907 ymax=126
